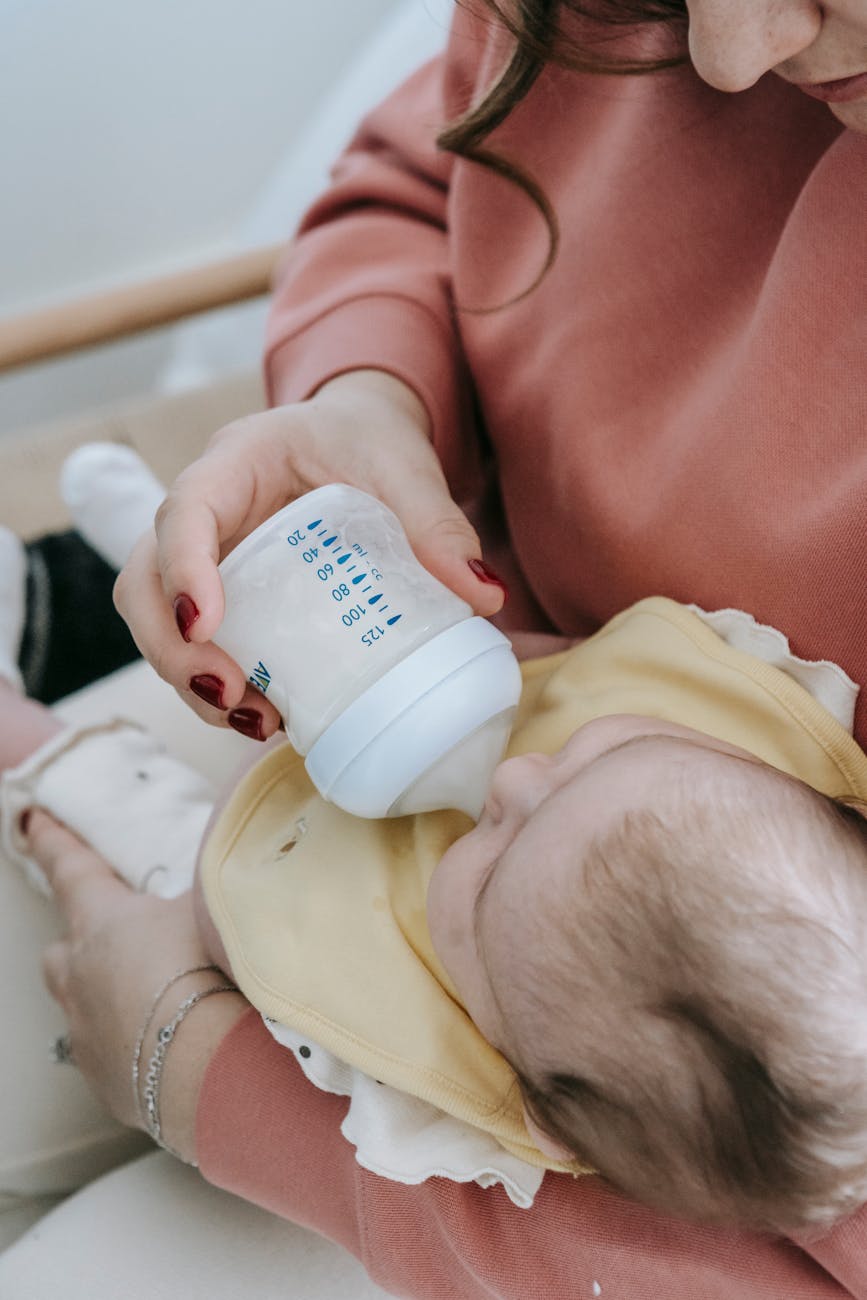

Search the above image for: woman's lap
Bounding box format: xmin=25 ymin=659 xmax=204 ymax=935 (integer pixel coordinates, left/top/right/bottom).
xmin=0 ymin=664 xmax=237 ymax=1234
xmin=0 ymin=663 xmax=391 ymax=1296
xmin=0 ymin=763 xmax=150 ymax=1244
xmin=0 ymin=1151 xmax=390 ymax=1299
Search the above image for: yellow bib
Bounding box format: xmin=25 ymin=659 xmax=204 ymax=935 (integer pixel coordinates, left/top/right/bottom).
xmin=199 ymin=598 xmax=867 ymax=1172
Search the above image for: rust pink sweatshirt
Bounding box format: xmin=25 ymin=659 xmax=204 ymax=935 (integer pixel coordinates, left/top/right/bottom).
xmin=198 ymin=4 xmax=867 ymax=1293
xmin=199 ymin=1013 xmax=867 ymax=1298
xmin=264 ymin=4 xmax=867 ymax=740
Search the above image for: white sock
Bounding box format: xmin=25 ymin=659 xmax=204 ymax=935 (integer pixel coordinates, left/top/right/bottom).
xmin=0 ymin=527 xmax=26 ymax=692
xmin=60 ymin=443 xmax=167 ymax=571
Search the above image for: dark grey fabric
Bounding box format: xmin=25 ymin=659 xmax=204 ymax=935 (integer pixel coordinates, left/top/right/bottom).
xmin=19 ymin=532 xmax=139 ymax=703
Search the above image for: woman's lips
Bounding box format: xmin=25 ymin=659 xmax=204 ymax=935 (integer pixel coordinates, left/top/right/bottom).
xmin=793 ymin=71 xmax=867 ymax=103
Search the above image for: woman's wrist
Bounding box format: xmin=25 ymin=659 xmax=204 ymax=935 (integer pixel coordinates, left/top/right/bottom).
xmin=136 ymin=972 xmax=247 ymax=1165
xmin=311 ymin=368 xmax=431 ymax=439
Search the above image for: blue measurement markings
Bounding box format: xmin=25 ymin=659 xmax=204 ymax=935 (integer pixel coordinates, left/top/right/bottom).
xmin=299 ymin=528 xmax=400 ymax=634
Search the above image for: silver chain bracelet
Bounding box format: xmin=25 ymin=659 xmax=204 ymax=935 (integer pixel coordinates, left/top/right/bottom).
xmin=131 ymin=965 xmax=219 ymax=1128
xmin=140 ymin=984 xmax=236 ymax=1162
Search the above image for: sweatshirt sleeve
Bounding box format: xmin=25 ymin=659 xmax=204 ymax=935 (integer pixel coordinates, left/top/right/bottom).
xmin=196 ymin=1011 xmax=863 ymax=1299
xmin=263 ymin=6 xmax=484 ymax=467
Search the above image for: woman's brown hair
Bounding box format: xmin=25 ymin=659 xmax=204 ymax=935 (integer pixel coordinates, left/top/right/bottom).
xmin=437 ymin=1 xmax=690 ymax=295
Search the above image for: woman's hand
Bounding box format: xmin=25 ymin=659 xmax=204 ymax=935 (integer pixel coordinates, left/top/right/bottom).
xmin=114 ymin=370 xmax=507 ymax=737
xmin=30 ymin=811 xmax=247 ymax=1162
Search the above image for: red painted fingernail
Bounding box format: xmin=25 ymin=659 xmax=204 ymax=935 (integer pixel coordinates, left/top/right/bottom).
xmin=19 ymin=808 xmax=31 ymax=838
xmin=468 ymin=558 xmax=509 ymax=599
xmin=228 ymin=708 xmax=265 ymax=741
xmin=174 ymin=593 xmax=200 ymax=642
xmin=190 ymin=674 xmax=225 ymax=710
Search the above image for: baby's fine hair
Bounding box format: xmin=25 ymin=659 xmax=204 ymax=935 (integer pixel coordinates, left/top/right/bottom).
xmin=508 ymin=760 xmax=867 ymax=1234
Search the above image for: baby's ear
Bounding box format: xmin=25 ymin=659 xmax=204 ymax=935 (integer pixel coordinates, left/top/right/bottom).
xmin=521 ymin=1102 xmax=573 ymax=1162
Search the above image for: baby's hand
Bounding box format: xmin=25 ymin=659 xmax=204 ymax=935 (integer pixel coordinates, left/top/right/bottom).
xmin=114 ymin=370 xmax=505 ymax=736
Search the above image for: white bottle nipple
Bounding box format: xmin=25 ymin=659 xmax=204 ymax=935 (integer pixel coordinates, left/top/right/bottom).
xmin=387 ymin=711 xmax=516 ymax=819
xmin=305 ymin=617 xmax=522 ymax=819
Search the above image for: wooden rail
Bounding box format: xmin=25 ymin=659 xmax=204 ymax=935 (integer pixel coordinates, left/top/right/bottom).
xmin=0 ymin=243 xmax=284 ymax=374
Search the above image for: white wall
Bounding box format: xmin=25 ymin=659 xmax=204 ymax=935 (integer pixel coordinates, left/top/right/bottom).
xmin=0 ymin=0 xmax=401 ymax=313
xmin=0 ymin=0 xmax=414 ymax=435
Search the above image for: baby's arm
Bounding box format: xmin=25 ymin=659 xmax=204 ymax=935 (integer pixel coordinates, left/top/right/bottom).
xmin=0 ymin=677 xmax=64 ymax=769
xmin=1 ymin=682 xmax=219 ymax=901
xmin=0 ymin=670 xmax=236 ymax=987
xmin=0 ymin=672 xmax=235 ymax=994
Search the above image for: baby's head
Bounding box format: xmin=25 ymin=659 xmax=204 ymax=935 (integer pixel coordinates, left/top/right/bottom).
xmin=426 ymin=715 xmax=867 ymax=1233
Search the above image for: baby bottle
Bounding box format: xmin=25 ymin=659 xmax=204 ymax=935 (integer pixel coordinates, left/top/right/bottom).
xmin=213 ymin=484 xmax=522 ymax=819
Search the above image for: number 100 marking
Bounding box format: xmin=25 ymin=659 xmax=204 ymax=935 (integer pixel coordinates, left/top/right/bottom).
xmin=341 ymin=604 xmax=366 ymax=627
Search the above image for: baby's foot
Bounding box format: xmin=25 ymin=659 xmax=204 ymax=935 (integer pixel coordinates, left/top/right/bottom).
xmin=60 ymin=442 xmax=166 ymax=570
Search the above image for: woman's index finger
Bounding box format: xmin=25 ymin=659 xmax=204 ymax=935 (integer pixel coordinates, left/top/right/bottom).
xmin=153 ymin=447 xmax=266 ymax=643
xmin=26 ymin=810 xmax=128 ymax=919
xmin=154 ymin=489 xmax=227 ymax=645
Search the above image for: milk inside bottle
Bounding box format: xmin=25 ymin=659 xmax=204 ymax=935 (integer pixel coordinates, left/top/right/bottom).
xmin=214 ymin=484 xmax=522 ymax=818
